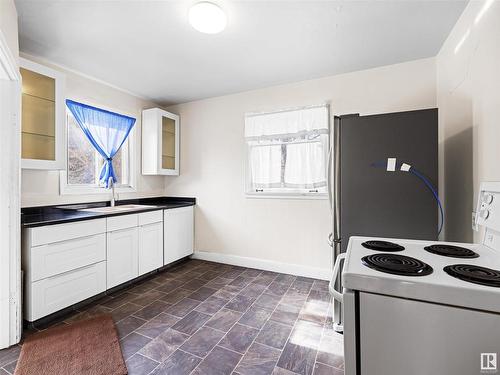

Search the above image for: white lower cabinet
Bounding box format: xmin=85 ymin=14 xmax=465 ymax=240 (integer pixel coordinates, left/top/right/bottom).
xmin=23 ymin=205 xmax=194 ymax=322
xmin=23 ymin=218 xmax=107 ymax=321
xmin=28 ymin=262 xmax=106 ymax=321
xmin=139 ymin=222 xmax=163 ymax=275
xmin=106 ymin=227 xmax=139 ymax=289
xmin=164 ymin=206 xmax=194 ymax=265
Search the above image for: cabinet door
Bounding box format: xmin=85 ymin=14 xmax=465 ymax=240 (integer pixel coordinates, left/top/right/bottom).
xmin=139 ymin=222 xmax=163 ymax=275
xmin=160 ymin=113 xmax=179 ymax=175
xmin=164 ymin=206 xmax=194 ymax=265
xmin=107 ymin=227 xmax=139 ymax=289
xmin=20 ymin=57 xmax=65 ymax=170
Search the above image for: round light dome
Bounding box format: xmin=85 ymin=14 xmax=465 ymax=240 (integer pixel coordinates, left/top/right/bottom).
xmin=189 ymin=2 xmax=227 ymax=34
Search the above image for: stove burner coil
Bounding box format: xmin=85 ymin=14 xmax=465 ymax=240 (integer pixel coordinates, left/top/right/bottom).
xmin=361 ymin=253 xmax=433 ymax=276
xmin=444 ymin=264 xmax=500 ymax=287
xmin=424 ymin=244 xmax=479 ymax=258
xmin=361 ymin=240 xmax=404 ymax=252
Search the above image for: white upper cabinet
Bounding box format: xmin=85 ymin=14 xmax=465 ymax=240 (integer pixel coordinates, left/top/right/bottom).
xmin=142 ymin=108 xmax=180 ymax=176
xmin=20 ymin=58 xmax=66 ymax=170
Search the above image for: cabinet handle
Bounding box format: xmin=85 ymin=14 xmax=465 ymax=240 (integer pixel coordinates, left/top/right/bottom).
xmin=46 ymin=262 xmax=98 ymax=280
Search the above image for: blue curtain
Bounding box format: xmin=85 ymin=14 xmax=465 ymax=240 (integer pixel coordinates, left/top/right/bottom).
xmin=66 ymin=100 xmax=136 ymax=188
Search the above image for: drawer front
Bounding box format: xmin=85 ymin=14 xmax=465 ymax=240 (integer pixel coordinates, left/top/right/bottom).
xmin=138 ymin=210 xmax=163 ymax=226
xmin=107 ymin=214 xmax=138 ymax=232
xmin=28 ymin=261 xmax=106 ymax=321
xmin=30 ymin=234 xmax=106 ymax=282
xmin=31 ymin=218 xmax=106 ymax=246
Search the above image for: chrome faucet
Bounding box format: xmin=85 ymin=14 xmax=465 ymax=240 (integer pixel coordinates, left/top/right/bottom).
xmin=108 ymin=176 xmax=117 ymax=207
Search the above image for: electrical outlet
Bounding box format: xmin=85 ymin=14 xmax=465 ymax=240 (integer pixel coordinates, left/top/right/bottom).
xmin=472 ymin=211 xmax=479 ymax=231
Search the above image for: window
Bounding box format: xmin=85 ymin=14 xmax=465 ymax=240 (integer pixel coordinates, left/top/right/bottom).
xmin=245 ymin=105 xmax=329 ymax=197
xmin=61 ymin=109 xmax=134 ymax=194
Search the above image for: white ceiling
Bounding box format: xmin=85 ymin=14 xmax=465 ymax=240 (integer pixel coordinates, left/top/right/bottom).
xmin=15 ymin=0 xmax=467 ymax=105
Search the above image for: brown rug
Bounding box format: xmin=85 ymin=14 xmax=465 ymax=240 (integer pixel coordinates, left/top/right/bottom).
xmin=15 ymin=314 xmax=127 ymax=375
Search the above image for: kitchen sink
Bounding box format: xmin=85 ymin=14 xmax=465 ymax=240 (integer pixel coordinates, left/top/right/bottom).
xmin=78 ymin=204 xmax=159 ymax=213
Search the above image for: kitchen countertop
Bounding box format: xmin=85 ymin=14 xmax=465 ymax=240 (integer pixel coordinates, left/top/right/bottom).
xmin=21 ymin=196 xmax=196 ymax=228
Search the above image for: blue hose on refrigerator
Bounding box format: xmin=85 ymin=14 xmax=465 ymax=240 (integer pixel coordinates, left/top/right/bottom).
xmin=371 ymin=159 xmax=444 ymax=236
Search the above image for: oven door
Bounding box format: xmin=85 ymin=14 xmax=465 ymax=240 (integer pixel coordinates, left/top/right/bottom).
xmin=358 ymin=292 xmax=500 ymax=375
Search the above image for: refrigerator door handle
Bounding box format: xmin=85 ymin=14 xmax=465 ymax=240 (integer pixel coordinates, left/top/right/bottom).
xmin=329 ymin=253 xmax=346 ymax=303
xmin=327 ymin=145 xmax=333 ymax=213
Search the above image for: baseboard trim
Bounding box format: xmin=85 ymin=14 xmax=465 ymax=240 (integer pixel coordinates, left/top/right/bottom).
xmin=191 ymin=251 xmax=332 ymax=281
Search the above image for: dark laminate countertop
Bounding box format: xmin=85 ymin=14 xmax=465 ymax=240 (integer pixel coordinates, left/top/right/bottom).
xmin=21 ymin=196 xmax=196 ymax=228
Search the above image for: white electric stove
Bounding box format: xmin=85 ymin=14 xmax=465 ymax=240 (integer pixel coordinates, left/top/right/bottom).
xmin=330 ymin=182 xmax=500 ymax=375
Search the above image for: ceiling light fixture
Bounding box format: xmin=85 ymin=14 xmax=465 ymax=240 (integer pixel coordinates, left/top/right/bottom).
xmin=189 ymin=2 xmax=227 ymax=34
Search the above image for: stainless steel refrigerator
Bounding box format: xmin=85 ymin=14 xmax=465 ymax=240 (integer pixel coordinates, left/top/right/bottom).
xmin=329 ymin=108 xmax=439 ymax=332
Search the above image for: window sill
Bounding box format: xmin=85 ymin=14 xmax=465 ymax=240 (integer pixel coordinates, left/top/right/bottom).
xmin=59 ymin=171 xmax=136 ymax=195
xmin=245 ymin=192 xmax=328 ymax=200
xmin=59 ymin=184 xmax=136 ymax=196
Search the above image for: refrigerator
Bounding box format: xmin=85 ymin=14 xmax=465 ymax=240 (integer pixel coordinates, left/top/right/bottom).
xmin=329 ymin=108 xmax=439 ymax=331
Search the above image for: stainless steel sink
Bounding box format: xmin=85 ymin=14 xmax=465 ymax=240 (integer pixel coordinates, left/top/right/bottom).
xmin=78 ymin=204 xmax=159 ymax=213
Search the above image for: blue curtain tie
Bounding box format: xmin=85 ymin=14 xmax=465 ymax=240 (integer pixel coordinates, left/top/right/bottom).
xmin=66 ymin=100 xmax=136 ymax=188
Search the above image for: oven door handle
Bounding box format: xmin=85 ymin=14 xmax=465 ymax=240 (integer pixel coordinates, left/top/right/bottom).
xmin=329 ymin=253 xmax=346 ymax=303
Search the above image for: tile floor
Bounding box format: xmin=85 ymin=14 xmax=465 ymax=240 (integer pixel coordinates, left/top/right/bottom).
xmin=0 ymin=260 xmax=344 ymax=375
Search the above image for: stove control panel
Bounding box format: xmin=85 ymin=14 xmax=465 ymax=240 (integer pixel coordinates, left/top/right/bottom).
xmin=476 ymin=182 xmax=500 ymax=238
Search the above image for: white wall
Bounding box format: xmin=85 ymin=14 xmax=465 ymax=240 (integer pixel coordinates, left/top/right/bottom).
xmin=21 ymin=56 xmax=165 ymax=207
xmin=437 ymin=0 xmax=500 ymax=242
xmin=0 ymin=0 xmax=19 ymax=59
xmin=166 ymin=58 xmax=437 ymax=276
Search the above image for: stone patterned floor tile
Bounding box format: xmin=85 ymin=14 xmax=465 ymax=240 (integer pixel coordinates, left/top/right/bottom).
xmin=2 ymin=360 xmax=16 ymax=375
xmin=266 ymin=282 xmax=290 ymax=296
xmin=130 ymin=290 xmax=166 ymax=306
xmin=239 ymin=283 xmax=267 ymax=298
xmin=180 ymin=326 xmax=225 ymax=357
xmin=219 ymin=323 xmax=259 ymax=354
xmin=191 ymin=346 xmax=242 ymax=375
xmin=235 ymin=342 xmax=282 ymax=375
xmin=171 ymin=310 xmax=211 ymax=335
xmin=0 ymin=260 xmax=343 ymax=375
xmin=205 ymin=308 xmax=243 ymax=332
xmin=313 ymin=362 xmax=344 ymax=375
xmin=225 ymin=294 xmax=256 ymax=312
xmin=195 ymin=296 xmax=230 ymax=315
xmin=160 ymin=288 xmax=193 ymax=304
xmin=165 ymin=298 xmax=201 ymax=318
xmin=111 ymin=302 xmax=144 ymax=323
xmin=255 ymin=293 xmax=282 ymax=310
xmin=101 ymin=291 xmax=137 ymax=309
xmin=188 ymin=287 xmax=218 ymax=301
xmin=134 ymin=312 xmax=180 ymax=339
xmin=150 ymin=349 xmax=202 ymax=375
xmin=126 ymin=353 xmax=159 ymax=375
xmin=0 ymin=344 xmax=20 ymax=368
xmin=182 ymin=278 xmax=208 ymax=291
xmin=316 ymin=331 xmax=344 ymax=369
xmin=120 ymin=332 xmax=153 ymax=360
xmin=255 ymin=321 xmax=293 ymax=350
xmin=238 ymin=306 xmax=273 ymax=329
xmin=133 ymin=300 xmax=171 ymax=320
xmin=139 ymin=328 xmax=189 ymax=363
xmin=116 ymin=315 xmax=147 ymax=339
xmin=274 ymin=274 xmax=296 ymax=286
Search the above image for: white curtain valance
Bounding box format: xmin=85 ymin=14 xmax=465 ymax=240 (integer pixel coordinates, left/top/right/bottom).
xmin=245 ymin=105 xmax=329 ymax=140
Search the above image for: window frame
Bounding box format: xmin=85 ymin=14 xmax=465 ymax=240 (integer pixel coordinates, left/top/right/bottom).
xmin=59 ymin=100 xmax=136 ymax=195
xmin=244 ymin=105 xmax=330 ymax=200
